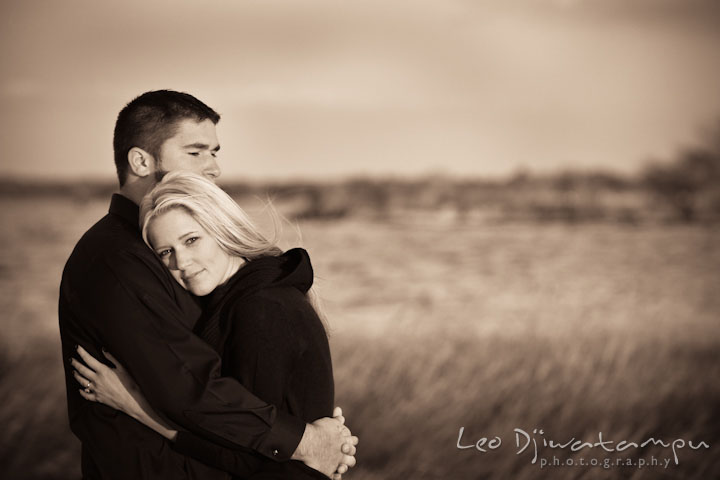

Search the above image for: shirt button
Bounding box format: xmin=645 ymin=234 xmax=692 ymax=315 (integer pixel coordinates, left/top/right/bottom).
xmin=273 ymin=449 xmax=279 ymax=456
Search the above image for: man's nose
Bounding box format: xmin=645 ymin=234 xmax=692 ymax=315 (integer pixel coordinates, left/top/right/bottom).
xmin=204 ymin=156 xmax=221 ymax=180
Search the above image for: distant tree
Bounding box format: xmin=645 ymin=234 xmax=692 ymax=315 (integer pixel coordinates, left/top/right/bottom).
xmin=643 ymin=139 xmax=720 ymax=222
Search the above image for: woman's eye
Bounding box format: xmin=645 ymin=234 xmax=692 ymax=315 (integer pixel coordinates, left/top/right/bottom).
xmin=186 ymin=237 xmax=198 ymax=245
xmin=158 ymin=249 xmax=171 ymax=258
xmin=188 ymin=152 xmax=200 ymax=157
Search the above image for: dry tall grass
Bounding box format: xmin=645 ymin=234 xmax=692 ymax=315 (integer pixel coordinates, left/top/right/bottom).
xmin=0 ymin=197 xmax=718 ymax=479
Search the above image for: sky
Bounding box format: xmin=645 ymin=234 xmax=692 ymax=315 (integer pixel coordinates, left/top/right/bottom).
xmin=1 ymin=0 xmax=719 ymax=181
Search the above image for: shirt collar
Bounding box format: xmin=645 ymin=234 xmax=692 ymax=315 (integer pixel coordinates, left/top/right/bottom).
xmin=109 ymin=193 xmax=140 ymax=228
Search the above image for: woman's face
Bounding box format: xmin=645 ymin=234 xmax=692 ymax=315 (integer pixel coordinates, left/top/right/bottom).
xmin=147 ymin=208 xmax=239 ymax=296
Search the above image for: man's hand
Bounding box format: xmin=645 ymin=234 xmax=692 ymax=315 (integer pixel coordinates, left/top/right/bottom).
xmin=292 ymin=407 xmax=358 ymax=478
xmin=331 ymin=407 xmax=358 ymax=480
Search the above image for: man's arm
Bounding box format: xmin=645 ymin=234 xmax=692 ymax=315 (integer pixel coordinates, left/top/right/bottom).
xmin=61 ymin=298 xmax=218 ymax=479
xmin=71 ymin=345 xmax=266 ymax=478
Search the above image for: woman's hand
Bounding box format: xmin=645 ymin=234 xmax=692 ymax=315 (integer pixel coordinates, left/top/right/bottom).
xmin=71 ymin=346 xmax=144 ymax=417
xmin=71 ymin=346 xmax=179 ymax=441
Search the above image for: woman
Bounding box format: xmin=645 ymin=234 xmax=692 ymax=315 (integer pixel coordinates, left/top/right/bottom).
xmin=71 ymin=171 xmax=336 ymax=479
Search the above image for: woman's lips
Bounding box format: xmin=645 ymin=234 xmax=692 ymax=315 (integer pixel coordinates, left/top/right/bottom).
xmin=182 ymin=270 xmax=204 ymax=282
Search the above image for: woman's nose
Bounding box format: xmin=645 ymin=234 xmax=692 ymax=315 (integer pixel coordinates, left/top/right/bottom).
xmin=173 ymin=249 xmax=193 ymax=271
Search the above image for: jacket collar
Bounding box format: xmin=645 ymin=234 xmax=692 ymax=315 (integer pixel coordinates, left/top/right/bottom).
xmin=203 ymin=248 xmax=313 ymax=313
xmin=109 ymin=193 xmax=140 ymax=229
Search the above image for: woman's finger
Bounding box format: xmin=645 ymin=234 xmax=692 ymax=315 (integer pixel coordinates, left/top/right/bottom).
xmin=78 ymin=388 xmax=97 ymax=402
xmin=70 ymin=358 xmax=96 ymax=380
xmin=72 ymin=370 xmax=91 ymax=388
xmin=337 ymin=463 xmax=349 ymax=474
xmin=333 ymin=406 xmax=343 ymax=418
xmin=77 ymin=345 xmax=105 ymax=371
xmin=102 ymin=349 xmax=121 ymax=370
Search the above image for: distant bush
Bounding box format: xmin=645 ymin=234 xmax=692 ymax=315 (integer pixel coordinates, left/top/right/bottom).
xmin=0 ymin=179 xmax=115 ymax=199
xmin=642 ymin=124 xmax=720 ymax=222
xmin=3 ymin=120 xmax=720 ymax=225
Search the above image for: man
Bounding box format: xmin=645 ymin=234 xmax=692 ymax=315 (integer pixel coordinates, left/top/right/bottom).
xmin=59 ymin=90 xmax=357 ymax=479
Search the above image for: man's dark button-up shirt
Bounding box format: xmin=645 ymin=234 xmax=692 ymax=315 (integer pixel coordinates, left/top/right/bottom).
xmin=58 ymin=194 xmax=305 ymax=479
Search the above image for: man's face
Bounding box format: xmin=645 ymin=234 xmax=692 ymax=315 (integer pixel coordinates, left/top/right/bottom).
xmin=155 ymin=118 xmax=221 ymax=180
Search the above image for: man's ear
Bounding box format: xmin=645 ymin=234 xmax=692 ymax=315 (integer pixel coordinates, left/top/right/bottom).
xmin=127 ymin=147 xmax=155 ymax=178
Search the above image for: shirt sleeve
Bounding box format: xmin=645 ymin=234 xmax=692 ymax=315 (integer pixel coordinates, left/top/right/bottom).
xmin=172 ymin=431 xmax=265 ymax=477
xmin=72 ymin=248 xmax=305 ymax=460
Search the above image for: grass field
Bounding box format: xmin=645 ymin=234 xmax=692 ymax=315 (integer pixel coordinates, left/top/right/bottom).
xmin=0 ymin=196 xmax=718 ymax=479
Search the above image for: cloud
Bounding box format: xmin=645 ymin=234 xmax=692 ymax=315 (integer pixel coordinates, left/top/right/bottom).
xmin=1 ymin=0 xmax=719 ymax=179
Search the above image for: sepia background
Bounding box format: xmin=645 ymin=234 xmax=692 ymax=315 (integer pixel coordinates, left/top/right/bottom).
xmin=1 ymin=0 xmax=719 ymax=478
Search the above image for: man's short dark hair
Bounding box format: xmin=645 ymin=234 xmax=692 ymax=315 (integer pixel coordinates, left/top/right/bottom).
xmin=113 ymin=90 xmax=220 ymax=186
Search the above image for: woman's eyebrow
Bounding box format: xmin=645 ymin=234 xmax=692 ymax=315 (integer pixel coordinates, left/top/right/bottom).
xmin=178 ymin=231 xmax=200 ymax=241
xmin=153 ymin=231 xmax=200 ymax=250
xmin=152 ymin=243 xmax=170 ymax=252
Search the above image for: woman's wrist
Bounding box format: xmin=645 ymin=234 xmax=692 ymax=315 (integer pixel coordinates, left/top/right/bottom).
xmin=132 ymin=396 xmax=179 ymax=441
xmin=121 ymin=394 xmax=147 ymax=421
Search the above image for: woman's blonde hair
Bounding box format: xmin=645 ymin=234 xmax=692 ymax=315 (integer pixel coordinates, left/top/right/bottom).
xmin=139 ymin=171 xmax=282 ymax=259
xmin=140 ymin=171 xmax=329 ymax=331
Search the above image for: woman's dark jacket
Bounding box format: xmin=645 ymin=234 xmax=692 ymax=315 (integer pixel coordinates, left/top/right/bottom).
xmin=173 ymin=248 xmax=334 ymax=479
